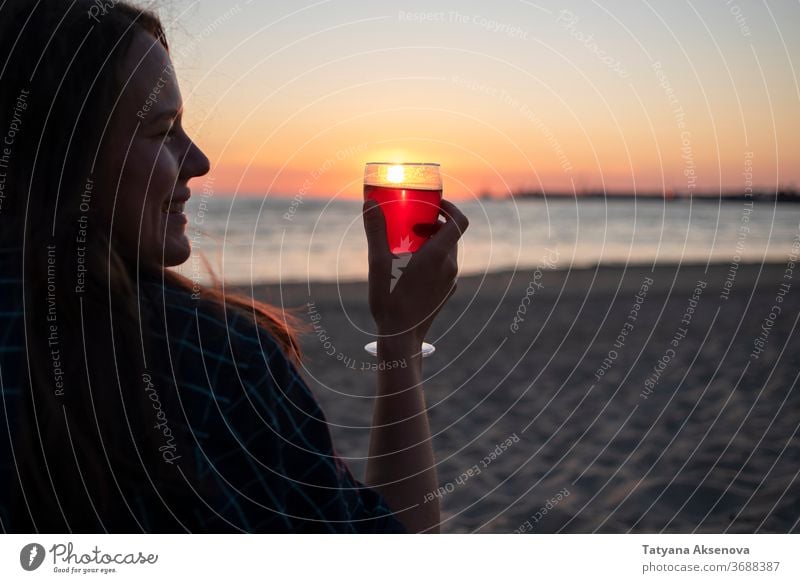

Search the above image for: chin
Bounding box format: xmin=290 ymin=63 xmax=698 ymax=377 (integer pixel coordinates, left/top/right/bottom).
xmin=163 ymin=239 xmax=192 ymax=267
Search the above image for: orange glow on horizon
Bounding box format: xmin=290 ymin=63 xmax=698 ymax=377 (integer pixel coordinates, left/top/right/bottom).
xmin=187 ymin=93 xmax=797 ymax=201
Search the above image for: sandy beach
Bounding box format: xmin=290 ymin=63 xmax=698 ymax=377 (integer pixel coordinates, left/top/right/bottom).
xmin=244 ymin=261 xmax=799 ymax=533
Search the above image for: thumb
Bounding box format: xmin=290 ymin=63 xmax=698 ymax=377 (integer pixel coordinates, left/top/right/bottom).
xmin=363 ymin=200 xmax=389 ymax=257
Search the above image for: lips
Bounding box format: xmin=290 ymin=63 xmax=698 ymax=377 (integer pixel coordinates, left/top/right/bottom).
xmin=161 ymin=200 xmax=185 ymax=214
xmin=162 ymin=189 xmax=190 ymax=214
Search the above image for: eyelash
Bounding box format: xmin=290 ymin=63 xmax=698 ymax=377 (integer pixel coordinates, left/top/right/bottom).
xmin=159 ymin=124 xmax=179 ymax=141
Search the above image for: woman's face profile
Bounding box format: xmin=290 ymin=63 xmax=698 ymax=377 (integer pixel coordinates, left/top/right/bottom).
xmin=98 ymin=31 xmax=210 ymax=269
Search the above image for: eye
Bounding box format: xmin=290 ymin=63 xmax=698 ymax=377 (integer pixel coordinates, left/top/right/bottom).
xmin=157 ymin=122 xmax=179 ymax=141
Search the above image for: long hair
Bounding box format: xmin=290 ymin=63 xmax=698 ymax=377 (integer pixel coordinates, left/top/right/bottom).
xmin=0 ymin=0 xmax=302 ymax=532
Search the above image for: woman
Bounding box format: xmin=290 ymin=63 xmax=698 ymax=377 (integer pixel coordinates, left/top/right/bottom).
xmin=0 ymin=0 xmax=467 ymax=533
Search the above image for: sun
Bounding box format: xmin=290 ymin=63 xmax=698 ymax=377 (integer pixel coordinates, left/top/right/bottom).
xmin=386 ymin=165 xmax=405 ymax=184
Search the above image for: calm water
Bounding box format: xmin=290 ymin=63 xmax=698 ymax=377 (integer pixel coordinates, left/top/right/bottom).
xmin=174 ymin=195 xmax=800 ymax=284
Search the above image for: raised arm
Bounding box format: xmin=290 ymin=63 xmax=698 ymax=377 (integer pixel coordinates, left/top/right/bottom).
xmin=362 ymin=199 xmax=469 ymax=534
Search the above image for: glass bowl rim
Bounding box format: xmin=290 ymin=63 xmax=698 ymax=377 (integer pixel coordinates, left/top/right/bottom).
xmin=365 ymin=162 xmax=440 ymax=166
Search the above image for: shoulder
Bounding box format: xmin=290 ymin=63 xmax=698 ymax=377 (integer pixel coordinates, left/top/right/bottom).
xmin=139 ymin=274 xmax=286 ymax=369
xmin=137 ymin=274 xmax=312 ymax=440
xmin=137 ymin=274 xmax=308 ymax=426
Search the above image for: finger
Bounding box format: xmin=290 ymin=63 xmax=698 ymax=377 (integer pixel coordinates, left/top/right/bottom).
xmin=429 ymin=199 xmax=469 ymax=250
xmin=362 ymin=200 xmax=390 ymax=261
xmin=412 ymin=220 xmax=445 ymax=238
xmin=446 ymin=243 xmax=459 ymax=278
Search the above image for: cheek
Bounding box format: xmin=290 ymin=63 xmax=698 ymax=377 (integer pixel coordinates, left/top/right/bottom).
xmin=147 ymin=144 xmax=181 ymax=196
xmin=112 ymin=142 xmax=180 ymax=254
xmin=126 ymin=143 xmax=177 ymax=214
xmin=134 ymin=143 xmax=179 ymax=204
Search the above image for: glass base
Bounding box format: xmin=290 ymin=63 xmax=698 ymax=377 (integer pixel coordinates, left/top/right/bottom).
xmin=364 ymin=341 xmax=436 ymax=358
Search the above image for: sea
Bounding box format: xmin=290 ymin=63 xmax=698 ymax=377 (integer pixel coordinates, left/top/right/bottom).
xmin=174 ymin=195 xmax=800 ymax=285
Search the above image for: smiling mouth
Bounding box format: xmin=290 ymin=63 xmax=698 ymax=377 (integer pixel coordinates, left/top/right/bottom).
xmin=161 ymin=201 xmax=186 ymax=214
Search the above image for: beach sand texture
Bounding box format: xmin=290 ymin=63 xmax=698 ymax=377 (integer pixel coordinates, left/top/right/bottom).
xmin=245 ymin=262 xmax=799 ymax=533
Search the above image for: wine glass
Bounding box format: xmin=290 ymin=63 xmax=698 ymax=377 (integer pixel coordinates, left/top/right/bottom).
xmin=363 ymin=162 xmax=443 ymax=358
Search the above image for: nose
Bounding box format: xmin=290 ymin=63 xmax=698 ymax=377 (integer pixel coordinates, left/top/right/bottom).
xmin=181 ymin=139 xmax=211 ymax=180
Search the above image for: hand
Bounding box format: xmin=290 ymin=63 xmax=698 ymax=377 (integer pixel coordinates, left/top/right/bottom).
xmin=362 ymin=199 xmax=469 ymax=345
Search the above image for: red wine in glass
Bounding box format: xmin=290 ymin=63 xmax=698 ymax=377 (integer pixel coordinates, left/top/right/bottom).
xmin=363 ymin=185 xmax=443 ymax=253
xmin=363 ymin=163 xmax=442 ymax=358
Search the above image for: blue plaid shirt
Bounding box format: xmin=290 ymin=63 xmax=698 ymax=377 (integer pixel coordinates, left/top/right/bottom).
xmin=0 ymin=245 xmax=405 ymax=533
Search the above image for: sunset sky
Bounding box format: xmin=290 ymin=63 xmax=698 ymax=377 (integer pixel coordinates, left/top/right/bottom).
xmin=160 ymin=0 xmax=799 ymax=199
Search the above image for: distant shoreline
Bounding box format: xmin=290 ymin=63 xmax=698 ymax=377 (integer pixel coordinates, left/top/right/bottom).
xmin=480 ymin=190 xmax=800 ymax=203
xmin=256 ymin=191 xmax=800 ymax=203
